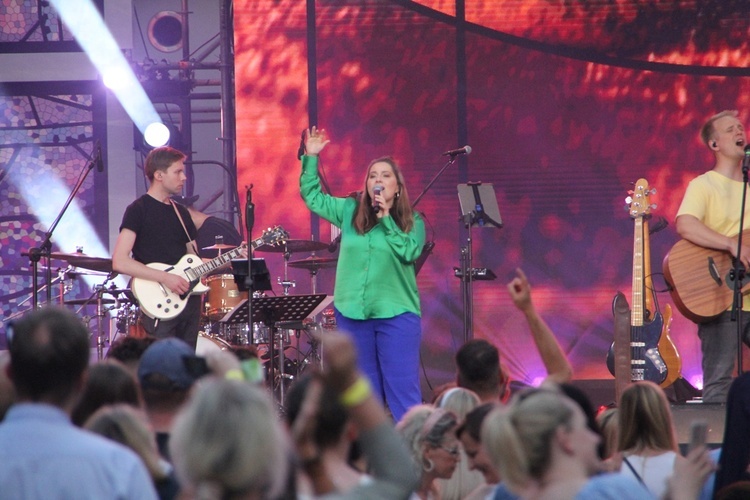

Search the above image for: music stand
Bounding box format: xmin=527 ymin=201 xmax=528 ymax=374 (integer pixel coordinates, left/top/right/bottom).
xmin=457 ymin=182 xmax=503 ymax=342
xmin=231 ymin=258 xmax=272 ymax=292
xmin=221 ymin=294 xmax=327 ymax=406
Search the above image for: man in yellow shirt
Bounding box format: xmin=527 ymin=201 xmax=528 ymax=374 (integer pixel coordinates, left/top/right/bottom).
xmin=676 ymin=110 xmax=750 ymax=403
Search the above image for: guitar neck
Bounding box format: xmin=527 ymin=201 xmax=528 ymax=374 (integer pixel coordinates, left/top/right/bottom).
xmin=632 ymin=216 xmax=645 ymax=327
xmin=185 ymin=235 xmax=264 ymax=281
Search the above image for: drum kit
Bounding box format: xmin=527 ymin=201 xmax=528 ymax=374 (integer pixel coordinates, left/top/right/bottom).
xmin=18 ymin=238 xmax=339 ymax=404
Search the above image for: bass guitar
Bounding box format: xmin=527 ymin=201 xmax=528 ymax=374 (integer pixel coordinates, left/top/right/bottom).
xmin=606 ymin=179 xmax=669 ymax=384
xmin=132 ymin=225 xmax=288 ymax=320
xmin=663 ymin=229 xmax=750 ymax=323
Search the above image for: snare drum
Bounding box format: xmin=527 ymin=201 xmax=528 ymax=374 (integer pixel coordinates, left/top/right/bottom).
xmin=204 ymin=274 xmax=248 ymax=321
xmin=221 ymin=322 xmax=273 ymax=345
xmin=196 ymin=332 xmax=232 ymax=355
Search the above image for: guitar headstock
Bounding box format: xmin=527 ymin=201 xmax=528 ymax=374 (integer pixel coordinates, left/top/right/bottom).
xmin=260 ymin=225 xmax=290 ymax=247
xmin=626 ymin=178 xmax=656 ymax=219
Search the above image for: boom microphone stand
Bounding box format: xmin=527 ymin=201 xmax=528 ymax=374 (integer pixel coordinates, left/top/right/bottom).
xmin=730 ymin=146 xmax=750 ymax=377
xmin=24 ymin=143 xmax=101 ymax=309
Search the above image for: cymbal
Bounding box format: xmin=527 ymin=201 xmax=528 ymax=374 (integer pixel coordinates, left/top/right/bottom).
xmin=256 ymin=239 xmax=329 ymax=253
xmin=202 ymin=243 xmax=235 ymax=250
xmin=64 ymin=298 xmax=117 ymax=305
xmin=49 ymin=252 xmax=114 ymax=273
xmin=287 ymin=256 xmax=338 ymax=270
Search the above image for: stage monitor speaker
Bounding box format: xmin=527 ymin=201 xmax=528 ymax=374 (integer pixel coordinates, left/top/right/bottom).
xmin=670 ymin=403 xmax=725 ymax=447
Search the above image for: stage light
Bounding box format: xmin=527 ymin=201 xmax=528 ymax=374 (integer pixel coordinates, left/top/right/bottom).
xmin=148 ymin=11 xmax=184 ymax=53
xmin=144 ymin=122 xmax=170 ymax=147
xmin=48 ymin=0 xmax=163 ymax=135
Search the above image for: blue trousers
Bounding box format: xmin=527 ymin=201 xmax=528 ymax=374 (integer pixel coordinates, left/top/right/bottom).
xmin=334 ymin=309 xmax=422 ymax=421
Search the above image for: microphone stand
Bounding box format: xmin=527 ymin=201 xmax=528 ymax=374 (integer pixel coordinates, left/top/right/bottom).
xmin=730 ymin=148 xmax=750 ymax=377
xmin=244 ymin=185 xmax=255 ymax=347
xmin=25 ymin=150 xmax=98 ymax=309
xmin=409 ymin=154 xmax=462 ymax=274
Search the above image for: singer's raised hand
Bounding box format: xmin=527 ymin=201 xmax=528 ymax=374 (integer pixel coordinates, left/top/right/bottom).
xmin=304 ymin=126 xmax=330 ymax=156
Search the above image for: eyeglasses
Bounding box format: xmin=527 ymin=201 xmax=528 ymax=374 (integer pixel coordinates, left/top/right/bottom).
xmin=439 ymin=445 xmax=460 ymax=457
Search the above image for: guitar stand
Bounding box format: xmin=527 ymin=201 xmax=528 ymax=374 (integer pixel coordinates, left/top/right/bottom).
xmin=220 ymin=294 xmax=327 ymax=408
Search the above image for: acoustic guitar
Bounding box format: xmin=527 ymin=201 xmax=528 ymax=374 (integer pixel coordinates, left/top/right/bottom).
xmin=663 ymin=229 xmax=750 ymax=323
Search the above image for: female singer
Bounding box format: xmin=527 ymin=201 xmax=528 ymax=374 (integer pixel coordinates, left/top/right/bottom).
xmin=300 ymin=126 xmax=426 ymax=421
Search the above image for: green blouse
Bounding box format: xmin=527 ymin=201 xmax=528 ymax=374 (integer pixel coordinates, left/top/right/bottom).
xmin=300 ymin=155 xmax=425 ymax=319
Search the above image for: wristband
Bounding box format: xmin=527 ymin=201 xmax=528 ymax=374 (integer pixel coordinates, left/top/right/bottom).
xmin=339 ymin=377 xmax=372 ymax=407
xmin=224 ymin=369 xmax=244 ymax=381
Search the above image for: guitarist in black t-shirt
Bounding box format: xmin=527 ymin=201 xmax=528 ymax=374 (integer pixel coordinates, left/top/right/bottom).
xmin=112 ymin=147 xmax=203 ymax=349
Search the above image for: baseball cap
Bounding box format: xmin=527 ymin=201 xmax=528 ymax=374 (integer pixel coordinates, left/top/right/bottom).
xmin=138 ymin=338 xmax=198 ymax=390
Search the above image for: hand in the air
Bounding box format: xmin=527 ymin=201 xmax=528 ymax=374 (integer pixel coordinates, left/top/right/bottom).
xmin=304 ymin=126 xmax=330 ymax=156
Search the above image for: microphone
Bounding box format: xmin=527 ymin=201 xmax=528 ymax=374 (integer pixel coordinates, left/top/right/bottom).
xmin=442 ymin=145 xmax=472 ymax=157
xmin=372 ymin=184 xmax=384 ymax=212
xmin=245 ymin=184 xmax=255 ymax=235
xmin=743 ymin=144 xmax=750 ymax=173
xmin=328 ymin=234 xmax=341 ymax=253
xmin=297 ymin=129 xmax=306 ymax=159
xmin=95 ymin=141 xmax=104 ymax=172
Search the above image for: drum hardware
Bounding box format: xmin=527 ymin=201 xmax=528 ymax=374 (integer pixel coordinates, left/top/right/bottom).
xmin=287 ymin=255 xmax=337 ymax=294
xmin=219 ymin=294 xmax=327 ymax=407
xmin=49 ymin=252 xmax=115 ymax=274
xmin=256 ymin=238 xmax=328 ymax=296
xmin=195 ymin=332 xmax=232 ymax=356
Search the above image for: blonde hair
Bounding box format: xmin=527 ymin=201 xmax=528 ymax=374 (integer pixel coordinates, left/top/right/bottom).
xmin=595 ymin=407 xmax=619 ymax=460
xmin=396 ymin=405 xmax=458 ymax=473
xmin=436 ymin=387 xmax=480 ymax=421
xmin=617 ymin=381 xmax=677 ymax=453
xmin=481 ymin=389 xmax=574 ymax=492
xmin=84 ymin=404 xmax=166 ymax=481
xmin=700 ymin=110 xmax=739 ymax=148
xmin=170 ymin=379 xmax=289 ymax=499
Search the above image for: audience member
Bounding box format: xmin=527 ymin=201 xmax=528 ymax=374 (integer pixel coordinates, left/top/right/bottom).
xmin=396 ymin=405 xmax=461 ymax=499
xmin=0 ymin=350 xmax=15 ymax=421
xmin=435 ymin=387 xmax=484 ymax=500
xmin=617 ymin=381 xmax=684 ymax=498
xmin=457 ymin=403 xmax=518 ymax=500
xmin=483 ymin=388 xmax=650 ymax=499
xmin=714 ymin=372 xmax=750 ymax=495
xmin=451 ymin=268 xmax=572 ymax=404
xmin=286 ymin=373 xmax=368 ymax=496
xmin=138 ymin=337 xmax=201 ymax=462
xmin=291 ymin=328 xmax=420 ymax=498
xmin=85 ymin=404 xmax=180 ymax=500
xmin=595 ymin=407 xmax=619 ymax=461
xmin=0 ymin=307 xmax=157 ymax=498
xmin=107 ymin=334 xmax=157 ymax=379
xmin=170 ymin=378 xmax=291 ymax=499
xmin=71 ymin=360 xmax=142 ymax=426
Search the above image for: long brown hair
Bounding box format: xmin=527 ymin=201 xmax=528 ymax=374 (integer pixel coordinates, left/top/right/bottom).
xmin=617 ymin=381 xmax=677 ymax=453
xmin=353 ymin=156 xmax=415 ymax=234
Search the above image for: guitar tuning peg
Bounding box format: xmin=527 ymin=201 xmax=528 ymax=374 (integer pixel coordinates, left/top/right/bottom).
xmin=623 ymin=204 xmax=630 ymax=211
xmin=627 ymin=190 xmax=634 ymax=195
xmin=650 ymin=203 xmax=657 ymax=210
xmin=650 ymin=187 xmax=657 ymax=195
xmin=625 ymin=196 xmax=633 ymax=204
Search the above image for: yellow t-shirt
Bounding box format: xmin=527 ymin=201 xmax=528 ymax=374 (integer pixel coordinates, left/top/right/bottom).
xmin=677 ymin=170 xmax=750 ymax=236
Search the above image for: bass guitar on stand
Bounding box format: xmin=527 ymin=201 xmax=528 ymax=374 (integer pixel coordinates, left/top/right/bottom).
xmin=607 ymin=179 xmax=680 ymax=386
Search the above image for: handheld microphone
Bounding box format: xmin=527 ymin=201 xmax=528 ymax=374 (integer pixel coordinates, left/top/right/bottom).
xmin=95 ymin=141 xmax=104 ymax=172
xmin=297 ymin=129 xmax=306 ymax=159
xmin=372 ymin=185 xmax=384 ymax=212
xmin=442 ymin=145 xmax=472 ymax=157
xmin=245 ymin=185 xmax=255 ymax=235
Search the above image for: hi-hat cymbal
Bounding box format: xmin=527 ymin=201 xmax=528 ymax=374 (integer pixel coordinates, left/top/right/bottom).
xmin=48 ymin=252 xmax=114 ymax=273
xmin=256 ymin=239 xmax=329 ymax=253
xmin=64 ymin=298 xmax=117 ymax=305
xmin=202 ymin=243 xmax=236 ymax=250
xmin=287 ymin=256 xmax=338 ymax=270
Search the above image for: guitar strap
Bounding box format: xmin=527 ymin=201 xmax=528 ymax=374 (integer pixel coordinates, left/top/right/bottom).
xmin=169 ymin=199 xmax=200 ymax=256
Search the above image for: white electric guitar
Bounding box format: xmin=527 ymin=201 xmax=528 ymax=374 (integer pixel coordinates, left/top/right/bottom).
xmin=132 ymin=225 xmax=288 ymax=320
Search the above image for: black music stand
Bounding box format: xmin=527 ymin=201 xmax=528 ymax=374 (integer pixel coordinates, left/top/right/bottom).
xmin=457 ymin=182 xmax=503 ymax=342
xmin=221 ymin=293 xmax=327 ymax=406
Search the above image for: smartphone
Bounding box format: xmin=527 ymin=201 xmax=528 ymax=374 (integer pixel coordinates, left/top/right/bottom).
xmin=182 ymin=355 xmax=210 ymax=378
xmin=688 ymin=420 xmax=708 ymax=453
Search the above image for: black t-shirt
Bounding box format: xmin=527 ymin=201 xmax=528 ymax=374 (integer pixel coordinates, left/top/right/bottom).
xmin=196 ymin=216 xmax=243 ymax=259
xmin=120 ymin=195 xmax=198 ymax=266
